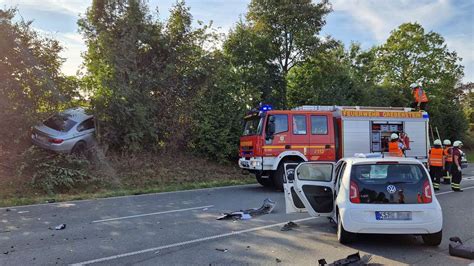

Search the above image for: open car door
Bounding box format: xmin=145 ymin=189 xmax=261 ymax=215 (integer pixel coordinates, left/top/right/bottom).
xmin=283 ymin=163 xmax=306 ymax=213
xmin=293 ymin=162 xmax=335 ymax=217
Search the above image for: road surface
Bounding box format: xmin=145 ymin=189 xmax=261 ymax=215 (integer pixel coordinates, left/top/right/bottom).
xmin=1 ymin=167 xmax=473 ymax=265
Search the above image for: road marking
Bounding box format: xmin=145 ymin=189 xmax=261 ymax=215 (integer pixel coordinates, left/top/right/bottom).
xmin=0 ymin=184 xmax=258 ymax=210
xmin=72 ymin=216 xmax=317 ymax=265
xmin=91 ymin=205 xmax=214 ymax=223
xmin=435 ymin=185 xmax=474 ymax=195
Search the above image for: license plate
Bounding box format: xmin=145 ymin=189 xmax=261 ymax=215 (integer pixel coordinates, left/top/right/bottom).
xmin=375 ymin=211 xmax=412 ymax=220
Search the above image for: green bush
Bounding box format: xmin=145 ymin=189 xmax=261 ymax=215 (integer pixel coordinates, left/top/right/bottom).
xmin=18 ymin=146 xmax=97 ymax=194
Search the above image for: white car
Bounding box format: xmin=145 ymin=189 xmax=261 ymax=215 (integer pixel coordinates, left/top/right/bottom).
xmin=284 ymin=157 xmax=443 ymax=245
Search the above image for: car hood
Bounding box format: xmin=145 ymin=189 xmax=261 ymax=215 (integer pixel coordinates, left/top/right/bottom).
xmin=33 ymin=124 xmax=67 ymax=137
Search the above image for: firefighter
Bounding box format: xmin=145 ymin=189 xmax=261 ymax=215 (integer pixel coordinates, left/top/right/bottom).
xmin=429 ymin=139 xmax=443 ymax=191
xmin=451 ymin=141 xmax=464 ymax=192
xmin=388 ymin=133 xmax=404 ymax=157
xmin=410 ymin=82 xmax=428 ymax=110
xmin=443 ymin=139 xmax=453 ymax=184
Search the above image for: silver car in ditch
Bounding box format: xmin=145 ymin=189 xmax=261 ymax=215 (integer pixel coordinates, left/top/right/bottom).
xmin=31 ymin=108 xmax=95 ymax=154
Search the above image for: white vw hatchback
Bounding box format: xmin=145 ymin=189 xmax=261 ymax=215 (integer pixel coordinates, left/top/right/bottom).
xmin=284 ymin=157 xmax=443 ymax=245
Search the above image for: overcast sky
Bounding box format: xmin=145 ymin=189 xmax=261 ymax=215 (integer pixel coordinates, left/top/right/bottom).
xmin=1 ymin=0 xmax=473 ymax=82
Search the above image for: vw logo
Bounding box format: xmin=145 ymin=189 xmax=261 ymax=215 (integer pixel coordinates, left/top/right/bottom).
xmin=386 ymin=185 xmax=397 ymax=194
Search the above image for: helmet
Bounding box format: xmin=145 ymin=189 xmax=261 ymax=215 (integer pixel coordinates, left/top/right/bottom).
xmin=391 ymin=133 xmax=399 ymax=140
xmin=433 ymin=139 xmax=442 ymax=146
xmin=443 ymin=139 xmax=451 ymax=146
xmin=410 ymin=83 xmax=418 ymax=89
xmin=453 ymin=141 xmax=463 ymax=147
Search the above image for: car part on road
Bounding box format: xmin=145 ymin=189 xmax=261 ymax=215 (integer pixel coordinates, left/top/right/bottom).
xmin=449 ymin=236 xmax=474 ymax=260
xmin=216 ymin=198 xmax=276 ymax=220
xmin=318 ymin=252 xmax=372 ymax=266
xmin=50 ymin=224 xmax=66 ymax=230
xmin=280 ymin=221 xmax=299 ymax=231
xmin=215 ymin=248 xmax=228 ymax=252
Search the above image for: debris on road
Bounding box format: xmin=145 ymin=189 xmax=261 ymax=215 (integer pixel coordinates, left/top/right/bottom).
xmin=276 ymin=258 xmax=282 ymax=263
xmin=318 ymin=252 xmax=372 ymax=265
xmin=449 ymin=236 xmax=474 ymax=260
xmin=5 ymin=208 xmax=10 ymax=212
xmin=18 ymin=211 xmax=29 ymax=214
xmin=217 ymin=198 xmax=276 ymax=220
xmin=49 ymin=224 xmax=66 ymax=230
xmin=46 ymin=199 xmax=56 ymax=203
xmin=281 ymin=221 xmax=299 ymax=231
xmin=215 ymin=248 xmax=228 ymax=252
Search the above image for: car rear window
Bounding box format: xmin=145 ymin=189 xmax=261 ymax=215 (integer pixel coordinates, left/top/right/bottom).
xmin=352 ymin=164 xmax=426 ymax=184
xmin=351 ymin=163 xmax=428 ymax=204
xmin=44 ymin=114 xmax=77 ymax=132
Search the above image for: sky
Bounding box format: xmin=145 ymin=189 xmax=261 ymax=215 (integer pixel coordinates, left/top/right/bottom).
xmin=1 ymin=0 xmax=473 ymax=82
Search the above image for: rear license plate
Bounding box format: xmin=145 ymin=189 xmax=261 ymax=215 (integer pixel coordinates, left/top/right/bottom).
xmin=375 ymin=211 xmax=412 ymax=220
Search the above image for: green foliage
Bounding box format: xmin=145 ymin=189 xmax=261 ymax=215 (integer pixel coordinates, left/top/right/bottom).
xmin=18 ymin=147 xmax=96 ymax=194
xmin=0 ymin=8 xmax=81 ymax=144
xmin=79 ymin=0 xmax=216 ymax=152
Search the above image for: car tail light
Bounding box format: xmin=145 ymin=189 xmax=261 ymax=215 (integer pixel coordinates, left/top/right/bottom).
xmin=350 ymin=181 xmax=360 ymax=203
xmin=420 ymin=179 xmax=432 ymax=203
xmin=49 ymin=138 xmax=64 ymax=144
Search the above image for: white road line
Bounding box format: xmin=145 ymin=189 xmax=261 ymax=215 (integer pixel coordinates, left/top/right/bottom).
xmin=0 ymin=184 xmax=257 ymax=210
xmin=71 ymin=216 xmax=317 ymax=265
xmin=91 ymin=205 xmax=214 ymax=223
xmin=435 ymin=185 xmax=474 ymax=195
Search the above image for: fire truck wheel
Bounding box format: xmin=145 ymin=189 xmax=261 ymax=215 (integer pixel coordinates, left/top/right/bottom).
xmin=256 ymin=174 xmax=273 ymax=187
xmin=273 ymin=159 xmax=301 ymax=191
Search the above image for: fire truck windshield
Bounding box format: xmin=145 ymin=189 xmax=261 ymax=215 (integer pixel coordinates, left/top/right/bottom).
xmin=243 ymin=116 xmax=263 ymax=136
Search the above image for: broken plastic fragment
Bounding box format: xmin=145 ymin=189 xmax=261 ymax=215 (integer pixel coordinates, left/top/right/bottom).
xmin=53 ymin=224 xmax=66 ymax=230
xmin=216 ymin=198 xmax=276 ymax=220
xmin=281 ymin=221 xmax=299 ymax=231
xmin=449 ymin=236 xmax=474 ymax=260
xmin=215 ymin=248 xmax=228 ymax=252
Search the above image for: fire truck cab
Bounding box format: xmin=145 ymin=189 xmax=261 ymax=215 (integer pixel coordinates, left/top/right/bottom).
xmin=239 ymin=105 xmax=430 ymax=190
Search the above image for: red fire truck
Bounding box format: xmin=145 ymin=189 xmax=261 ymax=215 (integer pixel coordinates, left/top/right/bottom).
xmin=239 ymin=105 xmax=430 ymax=190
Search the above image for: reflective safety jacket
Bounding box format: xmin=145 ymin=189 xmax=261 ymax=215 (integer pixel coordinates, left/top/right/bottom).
xmin=389 ymin=141 xmax=403 ymax=157
xmin=413 ymin=87 xmax=428 ymax=103
xmin=429 ymin=147 xmax=443 ymax=167
xmin=444 ymin=147 xmax=453 ymax=163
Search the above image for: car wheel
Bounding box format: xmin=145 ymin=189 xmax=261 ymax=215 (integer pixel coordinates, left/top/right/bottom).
xmin=256 ymin=173 xmax=273 ymax=187
xmin=337 ymin=211 xmax=356 ymax=244
xmin=422 ymin=230 xmax=442 ymax=246
xmin=71 ymin=141 xmax=87 ymax=156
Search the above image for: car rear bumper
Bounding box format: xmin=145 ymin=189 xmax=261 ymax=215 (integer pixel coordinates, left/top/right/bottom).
xmin=340 ymin=204 xmax=443 ymax=234
xmin=31 ymin=136 xmax=74 ymax=153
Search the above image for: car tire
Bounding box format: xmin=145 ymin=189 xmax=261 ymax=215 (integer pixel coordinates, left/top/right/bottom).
xmin=256 ymin=173 xmax=273 ymax=187
xmin=71 ymin=141 xmax=87 ymax=156
xmin=272 ymin=159 xmax=300 ymax=191
xmin=422 ymin=230 xmax=442 ymax=246
xmin=337 ymin=211 xmax=356 ymax=244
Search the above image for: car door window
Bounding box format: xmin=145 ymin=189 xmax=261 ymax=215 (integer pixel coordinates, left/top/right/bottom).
xmin=77 ymin=118 xmax=95 ymax=132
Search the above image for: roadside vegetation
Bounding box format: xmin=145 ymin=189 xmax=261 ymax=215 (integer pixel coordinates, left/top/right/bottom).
xmin=0 ymin=1 xmax=471 ymax=206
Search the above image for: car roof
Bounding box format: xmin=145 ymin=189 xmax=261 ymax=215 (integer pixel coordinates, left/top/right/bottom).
xmin=61 ymin=107 xmax=93 ymax=122
xmin=342 ymin=156 xmax=422 ymax=165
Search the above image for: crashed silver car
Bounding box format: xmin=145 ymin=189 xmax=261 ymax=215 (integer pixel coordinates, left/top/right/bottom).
xmin=31 ymin=107 xmax=95 ymax=154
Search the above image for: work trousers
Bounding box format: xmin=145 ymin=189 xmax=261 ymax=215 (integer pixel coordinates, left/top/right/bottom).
xmin=451 ymin=168 xmax=462 ymax=191
xmin=429 ymin=166 xmax=442 ymax=190
xmin=443 ymin=162 xmax=452 ymax=183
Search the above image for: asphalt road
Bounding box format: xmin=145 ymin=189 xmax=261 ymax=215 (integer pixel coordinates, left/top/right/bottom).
xmin=1 ymin=167 xmax=474 ymax=265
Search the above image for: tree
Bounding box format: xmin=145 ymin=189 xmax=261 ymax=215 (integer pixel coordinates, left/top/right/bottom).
xmin=287 ymin=43 xmax=366 ymax=107
xmin=225 ymin=0 xmax=331 ymax=107
xmin=372 ymin=23 xmax=466 ymax=140
xmin=0 ymin=8 xmax=79 ymax=144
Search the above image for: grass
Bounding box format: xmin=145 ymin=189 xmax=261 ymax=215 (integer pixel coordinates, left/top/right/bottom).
xmin=0 ymin=177 xmax=256 ymax=208
xmin=466 ymin=149 xmax=474 ymax=163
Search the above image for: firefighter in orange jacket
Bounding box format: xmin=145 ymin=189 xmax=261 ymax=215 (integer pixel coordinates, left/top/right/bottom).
xmin=410 ymin=82 xmax=428 ymax=110
xmin=442 ymin=139 xmax=453 ymax=184
xmin=429 ymin=139 xmax=444 ymax=191
xmin=388 ymin=133 xmax=404 ymax=157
